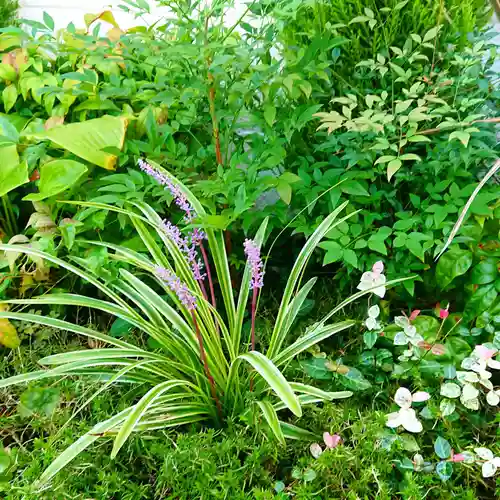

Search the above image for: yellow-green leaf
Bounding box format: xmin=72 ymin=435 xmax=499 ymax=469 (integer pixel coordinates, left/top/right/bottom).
xmin=0 ymin=144 xmax=28 ymax=197
xmin=277 ymin=181 xmax=292 ymax=205
xmin=23 ymin=160 xmax=88 ymax=201
xmin=264 ymin=104 xmax=276 ymax=126
xmin=0 ymin=318 xmax=20 ymax=348
xmin=387 ymin=159 xmax=403 ymax=181
xmin=2 ymin=84 xmax=17 ymax=113
xmin=30 ymin=116 xmax=127 ymax=169
xmin=0 ymin=63 xmax=16 ymax=81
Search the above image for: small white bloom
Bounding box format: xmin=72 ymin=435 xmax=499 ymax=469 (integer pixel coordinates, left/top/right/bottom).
xmin=310 ymin=442 xmax=323 ymax=459
xmin=357 ymin=272 xmax=386 ymax=298
xmin=386 ymin=387 xmax=429 ymax=433
xmin=474 ymin=448 xmax=500 ymax=478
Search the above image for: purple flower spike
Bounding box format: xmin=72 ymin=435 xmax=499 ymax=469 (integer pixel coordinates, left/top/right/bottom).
xmin=138 ymin=159 xmax=195 ymax=223
xmin=190 ymin=228 xmax=206 ymax=246
xmin=244 ymin=239 xmax=264 ymax=290
xmin=155 ymin=266 xmax=197 ymax=311
xmin=159 ymin=220 xmax=206 ymax=282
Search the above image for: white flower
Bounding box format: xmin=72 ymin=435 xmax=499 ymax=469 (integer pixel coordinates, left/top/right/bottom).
xmin=310 ymin=442 xmax=323 ymax=458
xmin=357 ymin=261 xmax=386 ymax=298
xmin=365 ymin=305 xmax=381 ymax=330
xmin=473 ymin=345 xmax=500 ymax=370
xmin=474 ymin=447 xmax=500 ymax=478
xmin=385 ymin=387 xmax=429 ymax=433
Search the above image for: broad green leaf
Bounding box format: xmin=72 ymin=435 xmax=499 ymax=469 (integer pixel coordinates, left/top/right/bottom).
xmin=24 ymin=160 xmax=88 ymax=201
xmin=2 ymin=84 xmax=17 ymax=113
xmin=0 ymin=145 xmax=28 ymax=197
xmin=434 ymin=436 xmax=451 ymax=459
xmin=363 ymin=330 xmax=378 ymax=349
xmin=435 ymin=249 xmax=473 ymax=289
xmin=30 ymin=116 xmax=127 ymax=170
xmin=395 ymin=100 xmax=413 ymax=114
xmin=464 ymin=284 xmax=497 ymax=319
xmin=471 ymin=259 xmax=498 ymax=285
xmin=436 ymin=461 xmax=453 ymax=481
xmin=440 ymin=400 xmax=456 ymax=416
xmin=257 ymin=401 xmax=285 ymax=445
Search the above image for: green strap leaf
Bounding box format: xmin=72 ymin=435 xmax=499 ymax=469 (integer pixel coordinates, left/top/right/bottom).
xmin=257 ymin=401 xmax=285 ymax=445
xmin=234 ymin=351 xmax=301 ymax=417
xmin=111 ymin=380 xmax=190 ymax=458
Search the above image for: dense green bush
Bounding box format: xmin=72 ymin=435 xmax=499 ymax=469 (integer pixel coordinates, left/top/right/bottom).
xmin=0 ymin=0 xmax=18 ymax=28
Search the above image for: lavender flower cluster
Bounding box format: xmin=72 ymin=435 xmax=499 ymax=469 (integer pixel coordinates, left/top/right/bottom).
xmin=138 ymin=159 xmax=195 ymax=223
xmin=160 ymin=220 xmax=206 ymax=281
xmin=138 ymin=159 xmax=207 ymax=281
xmin=244 ymin=239 xmax=264 ymax=289
xmin=155 ymin=266 xmax=197 ymax=311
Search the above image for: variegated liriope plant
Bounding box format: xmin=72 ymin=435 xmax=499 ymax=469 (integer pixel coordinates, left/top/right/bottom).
xmin=0 ymin=160 xmax=408 ymax=485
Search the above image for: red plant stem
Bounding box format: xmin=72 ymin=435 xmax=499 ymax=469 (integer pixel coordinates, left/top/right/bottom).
xmin=250 ymin=287 xmax=258 ymax=351
xmin=200 ymin=243 xmax=216 ymax=310
xmin=249 ymin=286 xmax=258 ymax=391
xmin=191 ymin=312 xmax=222 ymax=419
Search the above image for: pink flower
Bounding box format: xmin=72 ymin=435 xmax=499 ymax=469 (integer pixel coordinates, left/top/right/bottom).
xmin=475 ymin=345 xmax=497 ymax=361
xmin=323 ymin=432 xmax=342 ymax=449
xmin=452 ymin=453 xmax=465 ymax=462
xmin=409 ymin=310 xmax=421 ymax=321
xmin=372 ymin=261 xmax=384 ymax=275
xmin=439 ymin=305 xmax=449 ymax=320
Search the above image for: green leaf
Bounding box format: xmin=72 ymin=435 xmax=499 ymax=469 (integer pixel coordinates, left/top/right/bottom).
xmin=279 ymin=421 xmax=318 ymax=440
xmin=264 ymin=104 xmax=276 ymax=126
xmin=387 ymin=159 xmax=402 ymax=181
xmin=375 ymin=155 xmax=397 ymax=165
xmin=0 ymin=449 xmax=11 ymax=474
xmin=0 ymin=63 xmax=16 ymax=81
xmin=471 ymin=259 xmax=498 ymax=285
xmin=405 ymin=237 xmax=424 ymax=262
xmin=448 ymin=131 xmax=470 ymax=147
xmin=30 ymin=116 xmax=127 ymax=170
xmin=399 ymin=154 xmax=421 ymax=161
xmin=349 ymin=16 xmax=370 ymax=24
xmin=257 ymin=401 xmax=285 ymax=445
xmin=109 ymin=317 xmax=135 ymax=337
xmin=399 ymin=434 xmax=420 ymax=452
xmin=23 ymin=160 xmax=88 ymax=201
xmin=435 ymin=249 xmax=473 ymax=289
xmin=238 ymin=352 xmax=302 ymax=417
xmin=111 ymin=380 xmax=190 ymax=458
xmin=464 ymin=284 xmax=497 ymax=319
xmin=341 ymin=180 xmax=369 ymax=196
xmin=368 ymin=238 xmax=387 ymax=255
xmin=423 ymin=27 xmax=439 ymax=43
xmin=277 ymin=181 xmax=292 ymax=204
xmin=0 ymin=145 xmax=28 ymax=197
xmin=363 ymin=331 xmax=378 ymax=349
xmin=435 ymin=437 xmax=452 ymax=460
xmin=436 ymin=461 xmax=453 ymax=481
xmin=2 ymin=84 xmax=17 ymax=113
xmin=343 ymin=248 xmax=358 ymax=268
xmin=43 ymin=11 xmax=55 ymax=30
xmin=18 ymin=387 xmax=60 ymax=417
xmin=407 ymin=135 xmax=431 ymax=142
xmin=395 ymin=99 xmax=413 ymax=114
xmin=301 ymin=357 xmax=331 ymax=380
